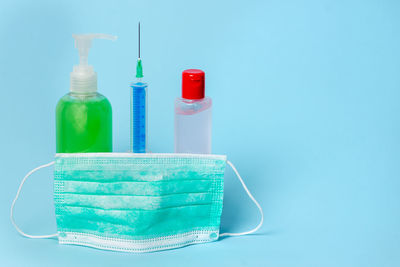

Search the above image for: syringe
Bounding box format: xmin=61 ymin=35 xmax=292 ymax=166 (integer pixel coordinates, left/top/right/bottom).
xmin=131 ymin=22 xmax=148 ymax=153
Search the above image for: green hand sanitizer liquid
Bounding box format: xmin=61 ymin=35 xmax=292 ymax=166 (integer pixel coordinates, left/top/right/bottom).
xmin=56 ymin=34 xmax=116 ymax=153
xmin=56 ymin=92 xmax=112 ymax=152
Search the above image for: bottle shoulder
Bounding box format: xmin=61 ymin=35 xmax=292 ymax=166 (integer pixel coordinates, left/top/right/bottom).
xmin=56 ymin=92 xmax=111 ymax=111
xmin=175 ymin=97 xmax=212 ymax=115
xmin=175 ymin=96 xmax=211 ymax=103
xmin=58 ymin=92 xmax=110 ymax=103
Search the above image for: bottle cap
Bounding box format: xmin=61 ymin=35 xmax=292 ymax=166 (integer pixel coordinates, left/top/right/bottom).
xmin=182 ymin=69 xmax=205 ymax=99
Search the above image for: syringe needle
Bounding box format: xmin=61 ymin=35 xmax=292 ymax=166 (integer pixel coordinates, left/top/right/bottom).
xmin=138 ymin=22 xmax=140 ymax=59
xmin=136 ymin=22 xmax=143 ymax=79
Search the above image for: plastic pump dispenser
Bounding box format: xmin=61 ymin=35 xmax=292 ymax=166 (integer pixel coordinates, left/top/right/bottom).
xmin=71 ymin=34 xmax=117 ymax=93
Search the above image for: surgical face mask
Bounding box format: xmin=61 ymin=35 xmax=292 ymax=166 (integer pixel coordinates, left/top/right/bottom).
xmin=11 ymin=153 xmax=263 ymax=253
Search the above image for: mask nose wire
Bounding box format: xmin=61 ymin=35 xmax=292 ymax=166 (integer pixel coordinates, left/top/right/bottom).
xmin=10 ymin=161 xmax=58 ymax=239
xmin=219 ymin=160 xmax=264 ymax=237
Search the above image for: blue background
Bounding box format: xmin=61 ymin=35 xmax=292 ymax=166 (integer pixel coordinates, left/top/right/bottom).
xmin=1 ymin=0 xmax=399 ymax=266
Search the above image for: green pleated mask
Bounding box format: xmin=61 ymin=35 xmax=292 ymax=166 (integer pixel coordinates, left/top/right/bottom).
xmin=11 ymin=153 xmax=263 ymax=253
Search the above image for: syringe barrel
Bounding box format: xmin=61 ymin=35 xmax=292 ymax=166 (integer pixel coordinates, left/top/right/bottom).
xmin=130 ymin=82 xmax=148 ymax=153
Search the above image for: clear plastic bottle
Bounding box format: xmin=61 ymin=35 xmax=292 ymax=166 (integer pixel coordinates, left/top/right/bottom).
xmin=174 ymin=69 xmax=212 ymax=154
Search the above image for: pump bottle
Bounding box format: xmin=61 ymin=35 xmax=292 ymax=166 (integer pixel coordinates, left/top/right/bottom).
xmin=174 ymin=69 xmax=212 ymax=154
xmin=56 ymin=34 xmax=116 ymax=153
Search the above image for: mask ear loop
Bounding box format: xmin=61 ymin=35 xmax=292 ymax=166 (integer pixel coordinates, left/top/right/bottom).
xmin=10 ymin=161 xmax=58 ymax=239
xmin=219 ymin=160 xmax=264 ymax=237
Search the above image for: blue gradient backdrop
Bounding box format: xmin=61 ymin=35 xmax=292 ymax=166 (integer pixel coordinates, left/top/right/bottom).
xmin=1 ymin=0 xmax=400 ymax=266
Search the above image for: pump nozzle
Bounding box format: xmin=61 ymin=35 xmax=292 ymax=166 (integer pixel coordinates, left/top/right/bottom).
xmin=72 ymin=34 xmax=117 ymax=67
xmin=70 ymin=33 xmax=117 ymax=93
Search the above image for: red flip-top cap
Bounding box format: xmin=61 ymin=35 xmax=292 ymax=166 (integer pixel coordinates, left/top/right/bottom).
xmin=182 ymin=69 xmax=205 ymax=99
